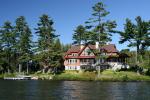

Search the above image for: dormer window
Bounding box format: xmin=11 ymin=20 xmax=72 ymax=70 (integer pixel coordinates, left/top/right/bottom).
xmin=72 ymin=53 xmax=78 ymax=56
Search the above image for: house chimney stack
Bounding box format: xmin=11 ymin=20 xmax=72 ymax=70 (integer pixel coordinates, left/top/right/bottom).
xmin=80 ymin=41 xmax=84 ymax=50
xmin=106 ymin=42 xmax=110 ymax=45
xmin=96 ymin=42 xmax=99 ymax=49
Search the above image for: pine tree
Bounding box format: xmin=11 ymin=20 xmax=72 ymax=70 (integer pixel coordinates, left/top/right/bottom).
xmin=72 ymin=25 xmax=87 ymax=44
xmin=0 ymin=21 xmax=15 ymax=73
xmin=62 ymin=43 xmax=71 ymax=52
xmin=54 ymin=38 xmax=61 ymax=50
xmin=113 ymin=16 xmax=150 ymax=64
xmin=35 ymin=14 xmax=58 ymax=51
xmin=35 ymin=14 xmax=59 ymax=73
xmin=85 ymin=2 xmax=116 ymax=45
xmin=15 ymin=16 xmax=32 ymax=73
xmin=84 ymin=2 xmax=116 ymax=75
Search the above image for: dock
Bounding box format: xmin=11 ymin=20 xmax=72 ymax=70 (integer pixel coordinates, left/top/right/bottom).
xmin=4 ymin=75 xmax=31 ymax=80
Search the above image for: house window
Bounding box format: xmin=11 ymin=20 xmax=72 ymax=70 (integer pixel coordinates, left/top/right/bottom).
xmin=72 ymin=53 xmax=78 ymax=56
xmin=68 ymin=59 xmax=72 ymax=64
xmin=68 ymin=59 xmax=77 ymax=64
xmin=75 ymin=66 xmax=77 ymax=70
xmin=75 ymin=59 xmax=77 ymax=63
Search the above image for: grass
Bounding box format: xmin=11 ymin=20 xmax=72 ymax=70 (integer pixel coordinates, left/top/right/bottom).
xmin=1 ymin=70 xmax=150 ymax=81
xmin=0 ymin=73 xmax=17 ymax=79
xmin=53 ymin=70 xmax=150 ymax=81
xmin=98 ymin=70 xmax=150 ymax=81
xmin=0 ymin=74 xmax=4 ymax=79
xmin=30 ymin=72 xmax=53 ymax=80
xmin=53 ymin=70 xmax=97 ymax=81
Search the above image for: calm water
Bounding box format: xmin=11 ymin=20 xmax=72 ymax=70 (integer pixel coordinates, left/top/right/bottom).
xmin=0 ymin=80 xmax=150 ymax=100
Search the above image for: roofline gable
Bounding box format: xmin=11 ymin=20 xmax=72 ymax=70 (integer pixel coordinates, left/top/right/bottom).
xmin=78 ymin=45 xmax=96 ymax=56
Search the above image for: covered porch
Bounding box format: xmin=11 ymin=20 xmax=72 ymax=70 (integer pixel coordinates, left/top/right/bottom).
xmin=106 ymin=53 xmax=129 ymax=64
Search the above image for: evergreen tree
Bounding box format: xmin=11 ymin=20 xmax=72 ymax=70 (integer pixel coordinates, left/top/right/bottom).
xmin=72 ymin=25 xmax=87 ymax=44
xmin=35 ymin=14 xmax=59 ymax=73
xmin=54 ymin=38 xmax=61 ymax=50
xmin=83 ymin=2 xmax=116 ymax=75
xmin=0 ymin=36 xmax=3 ymax=72
xmin=35 ymin=14 xmax=58 ymax=51
xmin=15 ymin=16 xmax=32 ymax=73
xmin=85 ymin=2 xmax=116 ymax=45
xmin=61 ymin=43 xmax=71 ymax=52
xmin=113 ymin=16 xmax=150 ymax=64
xmin=51 ymin=39 xmax=64 ymax=72
xmin=0 ymin=21 xmax=15 ymax=73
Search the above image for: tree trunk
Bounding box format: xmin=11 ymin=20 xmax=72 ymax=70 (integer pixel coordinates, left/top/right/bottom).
xmin=42 ymin=68 xmax=44 ymax=74
xmin=26 ymin=62 xmax=29 ymax=74
xmin=19 ymin=64 xmax=22 ymax=73
xmin=136 ymin=44 xmax=140 ymax=64
xmin=7 ymin=68 xmax=10 ymax=74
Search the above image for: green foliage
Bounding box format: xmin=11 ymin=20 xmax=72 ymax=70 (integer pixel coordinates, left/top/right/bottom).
xmin=61 ymin=43 xmax=71 ymax=52
xmin=54 ymin=38 xmax=61 ymax=50
xmin=30 ymin=70 xmax=150 ymax=81
xmin=53 ymin=71 xmax=96 ymax=81
xmin=72 ymin=25 xmax=87 ymax=44
xmin=15 ymin=16 xmax=33 ymax=73
xmin=0 ymin=21 xmax=16 ymax=73
xmin=138 ymin=51 xmax=150 ymax=68
xmin=72 ymin=2 xmax=116 ymax=45
xmin=34 ymin=14 xmax=63 ymax=73
xmin=15 ymin=16 xmax=32 ymax=53
xmin=120 ymin=49 xmax=150 ymax=69
xmin=18 ymin=53 xmax=31 ymax=63
xmin=100 ymin=70 xmax=150 ymax=81
xmin=113 ymin=16 xmax=150 ymax=63
xmin=35 ymin=14 xmax=58 ymax=50
xmin=85 ymin=2 xmax=116 ymax=45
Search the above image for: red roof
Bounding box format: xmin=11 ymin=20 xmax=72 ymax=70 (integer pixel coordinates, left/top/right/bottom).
xmin=66 ymin=45 xmax=80 ymax=54
xmin=65 ymin=56 xmax=95 ymax=59
xmin=101 ymin=44 xmax=118 ymax=53
xmin=65 ymin=44 xmax=119 ymax=59
xmin=66 ymin=44 xmax=118 ymax=53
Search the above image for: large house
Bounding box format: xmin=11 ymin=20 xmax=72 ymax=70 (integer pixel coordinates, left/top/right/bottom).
xmin=64 ymin=42 xmax=129 ymax=70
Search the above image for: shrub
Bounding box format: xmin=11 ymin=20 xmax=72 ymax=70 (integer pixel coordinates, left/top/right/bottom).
xmin=122 ymin=74 xmax=128 ymax=81
xmin=145 ymin=68 xmax=150 ymax=76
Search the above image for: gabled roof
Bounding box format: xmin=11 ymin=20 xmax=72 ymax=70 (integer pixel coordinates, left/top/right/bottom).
xmin=65 ymin=44 xmax=118 ymax=55
xmin=66 ymin=45 xmax=80 ymax=54
xmin=101 ymin=44 xmax=119 ymax=53
xmin=78 ymin=44 xmax=95 ymax=55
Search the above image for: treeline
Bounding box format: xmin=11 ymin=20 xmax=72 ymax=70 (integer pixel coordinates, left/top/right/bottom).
xmin=121 ymin=49 xmax=150 ymax=69
xmin=0 ymin=15 xmax=71 ymax=74
xmin=0 ymin=1 xmax=149 ymax=74
xmin=72 ymin=2 xmax=150 ymax=68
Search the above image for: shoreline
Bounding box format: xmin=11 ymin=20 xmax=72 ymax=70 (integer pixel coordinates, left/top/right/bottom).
xmin=1 ymin=78 xmax=150 ymax=82
xmin=2 ymin=70 xmax=150 ymax=82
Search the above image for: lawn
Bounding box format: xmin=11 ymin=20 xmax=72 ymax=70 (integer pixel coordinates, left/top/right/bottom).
xmin=53 ymin=70 xmax=150 ymax=81
xmin=98 ymin=70 xmax=150 ymax=81
xmin=3 ymin=70 xmax=149 ymax=81
xmin=53 ymin=70 xmax=97 ymax=81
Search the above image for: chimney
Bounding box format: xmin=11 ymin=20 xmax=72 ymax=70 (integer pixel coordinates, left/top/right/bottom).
xmin=80 ymin=41 xmax=84 ymax=50
xmin=95 ymin=42 xmax=99 ymax=49
xmin=106 ymin=42 xmax=110 ymax=45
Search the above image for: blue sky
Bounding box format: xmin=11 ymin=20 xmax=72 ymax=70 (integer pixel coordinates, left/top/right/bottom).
xmin=0 ymin=0 xmax=150 ymax=51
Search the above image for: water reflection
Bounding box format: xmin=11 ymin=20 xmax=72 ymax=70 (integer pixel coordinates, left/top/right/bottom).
xmin=0 ymin=80 xmax=150 ymax=100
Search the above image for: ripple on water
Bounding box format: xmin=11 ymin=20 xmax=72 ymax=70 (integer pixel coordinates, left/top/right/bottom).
xmin=0 ymin=81 xmax=150 ymax=100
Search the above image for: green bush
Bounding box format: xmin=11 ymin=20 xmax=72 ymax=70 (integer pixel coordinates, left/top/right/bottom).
xmin=122 ymin=75 xmax=128 ymax=81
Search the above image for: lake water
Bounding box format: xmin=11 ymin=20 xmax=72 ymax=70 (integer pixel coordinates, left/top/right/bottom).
xmin=0 ymin=80 xmax=150 ymax=100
